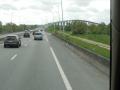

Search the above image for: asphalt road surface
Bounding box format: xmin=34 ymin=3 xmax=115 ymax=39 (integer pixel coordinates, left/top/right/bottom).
xmin=0 ymin=31 xmax=109 ymax=90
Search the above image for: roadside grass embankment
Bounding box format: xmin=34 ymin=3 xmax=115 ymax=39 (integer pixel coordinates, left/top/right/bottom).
xmin=49 ymin=30 xmax=110 ymax=59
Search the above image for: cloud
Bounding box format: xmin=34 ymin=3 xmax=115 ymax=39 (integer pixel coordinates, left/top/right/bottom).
xmin=0 ymin=0 xmax=110 ymax=24
xmin=19 ymin=0 xmax=58 ymax=12
xmin=71 ymin=0 xmax=93 ymax=7
xmin=33 ymin=0 xmax=59 ymax=5
xmin=88 ymin=8 xmax=99 ymax=13
xmin=0 ymin=4 xmax=17 ymax=10
xmin=28 ymin=5 xmax=53 ymax=12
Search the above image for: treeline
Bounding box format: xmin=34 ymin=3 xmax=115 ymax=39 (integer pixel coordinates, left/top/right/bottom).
xmin=0 ymin=21 xmax=38 ymax=34
xmin=48 ymin=21 xmax=110 ymax=35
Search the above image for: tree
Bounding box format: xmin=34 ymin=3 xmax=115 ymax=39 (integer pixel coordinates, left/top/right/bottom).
xmin=97 ymin=22 xmax=106 ymax=34
xmin=106 ymin=23 xmax=110 ymax=35
xmin=0 ymin=21 xmax=2 ymax=33
xmin=71 ymin=21 xmax=87 ymax=34
xmin=64 ymin=23 xmax=71 ymax=32
xmin=88 ymin=22 xmax=110 ymax=34
xmin=3 ymin=23 xmax=13 ymax=33
xmin=0 ymin=21 xmax=38 ymax=33
xmin=88 ymin=24 xmax=98 ymax=34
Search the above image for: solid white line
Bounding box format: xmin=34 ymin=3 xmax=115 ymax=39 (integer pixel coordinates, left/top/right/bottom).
xmin=24 ymin=44 xmax=28 ymax=47
xmin=45 ymin=34 xmax=49 ymax=42
xmin=10 ymin=54 xmax=18 ymax=60
xmin=50 ymin=47 xmax=72 ymax=90
xmin=46 ymin=37 xmax=49 ymax=42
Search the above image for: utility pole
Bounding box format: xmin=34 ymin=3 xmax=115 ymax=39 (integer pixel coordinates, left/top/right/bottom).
xmin=60 ymin=0 xmax=64 ymax=32
xmin=57 ymin=4 xmax=61 ymax=31
xmin=52 ymin=12 xmax=55 ymax=32
xmin=10 ymin=10 xmax=13 ymax=32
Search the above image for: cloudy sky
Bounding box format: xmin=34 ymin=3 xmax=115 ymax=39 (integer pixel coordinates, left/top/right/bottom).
xmin=0 ymin=0 xmax=110 ymax=25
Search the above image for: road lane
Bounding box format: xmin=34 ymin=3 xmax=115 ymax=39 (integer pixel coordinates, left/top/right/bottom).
xmin=0 ymin=35 xmax=67 ymax=90
xmin=0 ymin=32 xmax=109 ymax=90
xmin=46 ymin=32 xmax=109 ymax=90
xmin=50 ymin=47 xmax=72 ymax=90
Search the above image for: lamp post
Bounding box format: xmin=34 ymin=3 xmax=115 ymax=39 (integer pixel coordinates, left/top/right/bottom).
xmin=51 ymin=12 xmax=55 ymax=32
xmin=10 ymin=10 xmax=13 ymax=32
xmin=60 ymin=0 xmax=64 ymax=32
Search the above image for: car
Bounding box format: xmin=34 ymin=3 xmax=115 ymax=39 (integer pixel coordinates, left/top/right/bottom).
xmin=4 ymin=35 xmax=21 ymax=48
xmin=23 ymin=32 xmax=30 ymax=38
xmin=34 ymin=32 xmax=43 ymax=40
xmin=40 ymin=29 xmax=43 ymax=32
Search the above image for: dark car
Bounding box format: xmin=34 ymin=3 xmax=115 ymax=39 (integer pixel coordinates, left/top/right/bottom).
xmin=23 ymin=32 xmax=30 ymax=38
xmin=4 ymin=35 xmax=21 ymax=48
xmin=40 ymin=29 xmax=43 ymax=32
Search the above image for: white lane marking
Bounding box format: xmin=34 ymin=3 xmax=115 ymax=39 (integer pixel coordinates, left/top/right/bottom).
xmin=24 ymin=44 xmax=28 ymax=47
xmin=46 ymin=37 xmax=49 ymax=42
xmin=45 ymin=33 xmax=49 ymax=42
xmin=10 ymin=54 xmax=18 ymax=60
xmin=50 ymin=47 xmax=72 ymax=90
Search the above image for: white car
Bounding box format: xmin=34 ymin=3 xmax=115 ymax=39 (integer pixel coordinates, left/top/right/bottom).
xmin=34 ymin=32 xmax=43 ymax=40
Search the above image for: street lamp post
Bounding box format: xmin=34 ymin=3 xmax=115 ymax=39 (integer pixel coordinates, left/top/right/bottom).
xmin=57 ymin=4 xmax=61 ymax=31
xmin=60 ymin=0 xmax=64 ymax=32
xmin=52 ymin=12 xmax=55 ymax=32
xmin=10 ymin=10 xmax=13 ymax=32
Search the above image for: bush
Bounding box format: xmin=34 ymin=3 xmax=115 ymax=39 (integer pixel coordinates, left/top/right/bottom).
xmin=71 ymin=21 xmax=87 ymax=34
xmin=0 ymin=21 xmax=38 ymax=33
xmin=88 ymin=22 xmax=110 ymax=35
xmin=64 ymin=23 xmax=72 ymax=31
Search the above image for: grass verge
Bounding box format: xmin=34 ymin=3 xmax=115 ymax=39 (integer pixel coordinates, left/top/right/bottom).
xmin=53 ymin=31 xmax=110 ymax=59
xmin=75 ymin=34 xmax=110 ymax=45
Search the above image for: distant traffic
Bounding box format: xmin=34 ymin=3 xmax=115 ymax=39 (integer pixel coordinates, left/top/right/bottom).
xmin=3 ymin=29 xmax=44 ymax=48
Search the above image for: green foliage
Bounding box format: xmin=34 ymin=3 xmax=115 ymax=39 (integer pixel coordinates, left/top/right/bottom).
xmin=47 ymin=25 xmax=54 ymax=32
xmin=97 ymin=23 xmax=106 ymax=34
xmin=0 ymin=21 xmax=38 ymax=34
xmin=47 ymin=21 xmax=110 ymax=35
xmin=106 ymin=23 xmax=110 ymax=35
xmin=47 ymin=24 xmax=62 ymax=33
xmin=88 ymin=22 xmax=110 ymax=35
xmin=76 ymin=34 xmax=110 ymax=45
xmin=64 ymin=23 xmax=71 ymax=31
xmin=71 ymin=21 xmax=87 ymax=34
xmin=88 ymin=24 xmax=98 ymax=34
xmin=0 ymin=21 xmax=2 ymax=33
xmin=55 ymin=31 xmax=110 ymax=59
xmin=63 ymin=21 xmax=110 ymax=35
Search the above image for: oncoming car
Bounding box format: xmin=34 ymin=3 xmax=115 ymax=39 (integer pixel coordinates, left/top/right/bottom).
xmin=34 ymin=32 xmax=43 ymax=40
xmin=4 ymin=35 xmax=21 ymax=48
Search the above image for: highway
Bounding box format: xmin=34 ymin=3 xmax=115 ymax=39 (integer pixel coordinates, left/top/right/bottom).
xmin=0 ymin=31 xmax=109 ymax=90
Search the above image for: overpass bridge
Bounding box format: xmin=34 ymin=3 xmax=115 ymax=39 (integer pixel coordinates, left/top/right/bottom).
xmin=45 ymin=19 xmax=99 ymax=27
